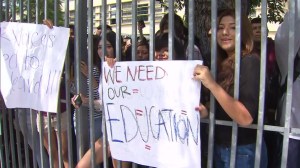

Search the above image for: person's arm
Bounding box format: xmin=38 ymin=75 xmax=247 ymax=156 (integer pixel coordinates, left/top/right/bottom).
xmin=275 ymin=1 xmax=300 ymax=84
xmin=80 ymin=61 xmax=99 ymax=89
xmin=138 ymin=21 xmax=145 ymax=42
xmin=71 ymin=94 xmax=102 ymax=111
xmin=193 ymin=65 xmax=253 ymax=126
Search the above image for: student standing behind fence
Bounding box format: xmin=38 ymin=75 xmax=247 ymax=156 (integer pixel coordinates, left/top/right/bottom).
xmin=71 ymin=35 xmax=103 ymax=141
xmin=158 ymin=13 xmax=203 ymax=61
xmin=35 ymin=19 xmax=69 ymax=168
xmin=72 ymin=31 xmax=131 ymax=168
xmin=193 ymin=9 xmax=267 ymax=168
xmin=275 ymin=0 xmax=300 ymax=167
xmin=251 ymin=17 xmax=280 ymax=168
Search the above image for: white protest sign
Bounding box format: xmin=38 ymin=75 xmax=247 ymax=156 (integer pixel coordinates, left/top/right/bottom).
xmin=102 ymin=60 xmax=202 ymax=168
xmin=0 ymin=22 xmax=69 ymax=112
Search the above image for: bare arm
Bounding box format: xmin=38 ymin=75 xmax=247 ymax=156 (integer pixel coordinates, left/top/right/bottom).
xmin=193 ymin=65 xmax=253 ymax=126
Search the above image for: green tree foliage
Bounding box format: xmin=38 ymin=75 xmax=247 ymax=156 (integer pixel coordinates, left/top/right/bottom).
xmin=15 ymin=0 xmax=64 ymax=26
xmin=156 ymin=0 xmax=286 ymax=23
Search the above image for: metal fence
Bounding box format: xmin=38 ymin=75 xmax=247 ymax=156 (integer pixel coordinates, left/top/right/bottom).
xmin=0 ymin=0 xmax=299 ymax=168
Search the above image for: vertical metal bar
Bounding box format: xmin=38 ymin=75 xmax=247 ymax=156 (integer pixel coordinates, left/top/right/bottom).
xmin=27 ymin=0 xmax=31 ymax=23
xmin=33 ymin=110 xmax=39 ymax=168
xmin=87 ymin=0 xmax=95 ymax=167
xmin=20 ymin=110 xmax=30 ymax=168
xmin=254 ymin=0 xmax=267 ymax=167
xmin=187 ymin=0 xmax=194 ymax=60
xmin=168 ymin=0 xmax=174 ymax=60
xmin=44 ymin=0 xmax=47 ymax=19
xmin=131 ymin=0 xmax=137 ymax=61
xmin=63 ymin=0 xmax=73 ymax=167
xmin=0 ymin=110 xmax=4 ymax=168
xmin=19 ymin=0 xmax=23 ymax=22
xmin=5 ymin=0 xmax=9 ymax=21
xmin=101 ymin=0 xmax=108 ymax=167
xmin=0 ymin=0 xmax=3 ymax=21
xmin=116 ymin=0 xmax=122 ymax=61
xmin=14 ymin=111 xmax=23 ymax=168
xmin=207 ymin=0 xmax=217 ymax=167
xmin=37 ymin=110 xmax=43 ymax=166
xmin=54 ymin=0 xmax=58 ymax=25
xmin=281 ymin=0 xmax=295 ymax=167
xmin=47 ymin=115 xmax=54 ymax=168
xmin=44 ymin=1 xmax=54 ymax=166
xmin=75 ymin=0 xmax=88 ymax=159
xmin=35 ymin=0 xmax=39 ymax=23
xmin=230 ymin=2 xmax=242 ymax=168
xmin=57 ymin=106 xmax=63 ymax=168
xmin=149 ymin=0 xmax=155 ymax=61
xmin=3 ymin=110 xmax=10 ymax=168
xmin=11 ymin=0 xmax=16 ymax=21
xmin=54 ymin=1 xmax=63 ymax=166
xmin=8 ymin=110 xmax=17 ymax=168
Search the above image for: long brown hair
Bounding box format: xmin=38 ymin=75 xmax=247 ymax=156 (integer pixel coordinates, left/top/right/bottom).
xmin=216 ymin=9 xmax=254 ymax=92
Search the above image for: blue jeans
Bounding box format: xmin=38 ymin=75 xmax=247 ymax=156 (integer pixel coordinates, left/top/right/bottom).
xmin=214 ymin=140 xmax=268 ymax=168
xmin=287 ymin=138 xmax=300 ymax=168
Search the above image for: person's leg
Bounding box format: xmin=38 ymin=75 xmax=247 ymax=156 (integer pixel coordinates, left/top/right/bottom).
xmin=287 ymin=138 xmax=300 ymax=168
xmin=236 ymin=143 xmax=256 ymax=168
xmin=57 ymin=112 xmax=70 ymax=168
xmin=260 ymin=139 xmax=268 ymax=168
xmin=60 ymin=131 xmax=69 ymax=168
xmin=42 ymin=129 xmax=59 ymax=168
xmin=213 ymin=145 xmax=230 ymax=168
xmin=76 ymin=138 xmax=109 ymax=168
xmin=112 ymin=158 xmax=131 ymax=168
xmin=31 ymin=111 xmax=50 ymax=168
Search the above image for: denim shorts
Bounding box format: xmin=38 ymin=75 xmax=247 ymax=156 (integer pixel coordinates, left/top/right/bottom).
xmin=214 ymin=140 xmax=268 ymax=168
xmin=73 ymin=115 xmax=103 ymax=141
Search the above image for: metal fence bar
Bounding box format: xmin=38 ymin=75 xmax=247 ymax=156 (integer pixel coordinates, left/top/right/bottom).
xmin=63 ymin=1 xmax=74 ymax=168
xmin=116 ymin=0 xmax=122 ymax=61
xmin=149 ymin=0 xmax=155 ymax=61
xmin=5 ymin=0 xmax=8 ymax=21
xmin=254 ymin=0 xmax=267 ymax=167
xmin=3 ymin=110 xmax=10 ymax=168
xmin=33 ymin=110 xmax=39 ymax=168
xmin=14 ymin=111 xmax=23 ymax=168
xmin=0 ymin=111 xmax=4 ymax=168
xmin=281 ymin=0 xmax=295 ymax=167
xmin=168 ymin=0 xmax=174 ymax=60
xmin=101 ymin=0 xmax=109 ymax=167
xmin=20 ymin=109 xmax=30 ymax=168
xmin=207 ymin=0 xmax=217 ymax=167
xmin=11 ymin=0 xmax=16 ymax=21
xmin=87 ymin=0 xmax=96 ymax=167
xmin=75 ymin=0 xmax=88 ymax=159
xmin=230 ymin=2 xmax=242 ymax=167
xmin=8 ymin=110 xmax=17 ymax=168
xmin=131 ymin=0 xmax=137 ymax=61
xmin=187 ymin=0 xmax=195 ymax=61
xmin=26 ymin=0 xmax=30 ymax=22
xmin=0 ymin=0 xmax=3 ymax=21
xmin=19 ymin=0 xmax=23 ymax=22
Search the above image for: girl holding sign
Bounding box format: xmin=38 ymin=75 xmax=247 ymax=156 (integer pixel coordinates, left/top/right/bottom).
xmin=72 ymin=31 xmax=131 ymax=168
xmin=193 ymin=9 xmax=268 ymax=168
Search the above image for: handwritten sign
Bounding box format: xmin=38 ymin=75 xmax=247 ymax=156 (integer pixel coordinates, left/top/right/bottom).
xmin=102 ymin=61 xmax=202 ymax=168
xmin=0 ymin=22 xmax=69 ymax=112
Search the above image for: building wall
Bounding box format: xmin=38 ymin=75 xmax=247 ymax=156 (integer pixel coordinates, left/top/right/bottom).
xmin=63 ymin=0 xmax=171 ymax=36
